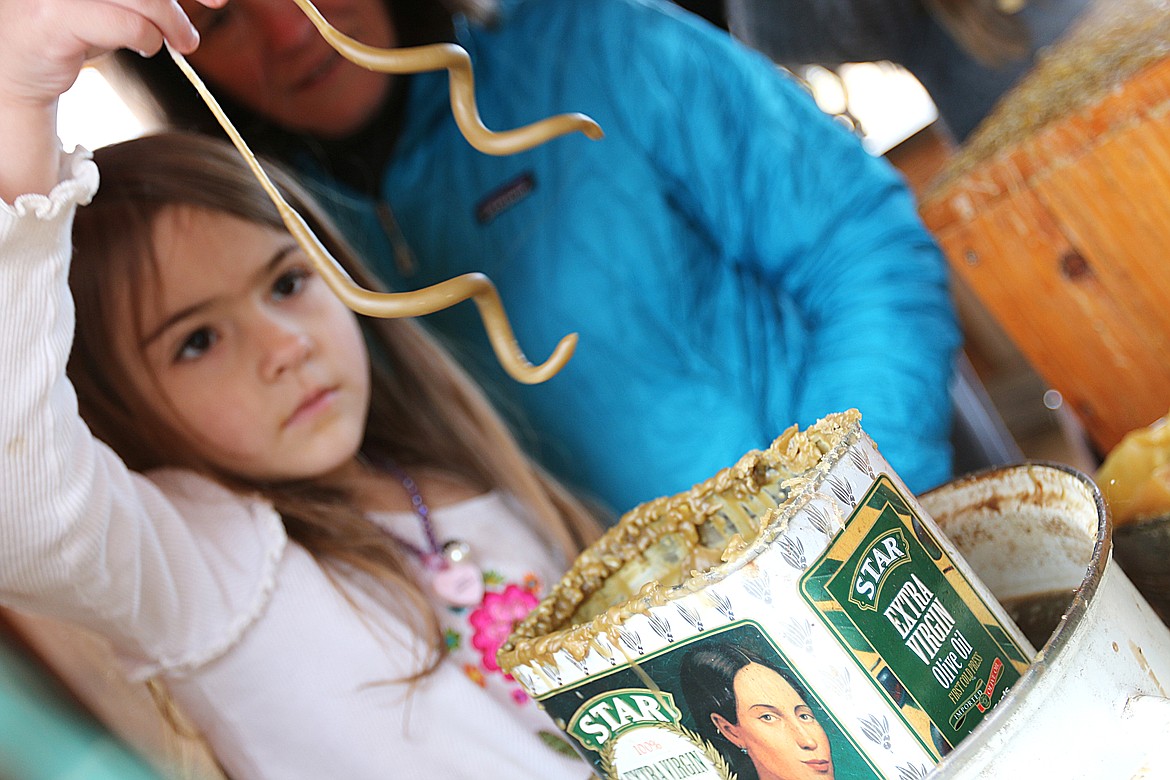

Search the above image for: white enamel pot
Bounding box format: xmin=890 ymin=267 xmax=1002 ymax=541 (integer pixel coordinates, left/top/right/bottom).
xmin=921 ymin=463 xmax=1170 ymax=779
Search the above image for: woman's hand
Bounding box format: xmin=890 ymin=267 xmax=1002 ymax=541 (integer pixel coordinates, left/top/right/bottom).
xmin=0 ymin=0 xmax=224 ymax=200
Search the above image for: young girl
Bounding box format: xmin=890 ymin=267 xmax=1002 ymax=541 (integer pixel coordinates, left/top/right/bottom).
xmin=0 ymin=2 xmax=598 ymax=777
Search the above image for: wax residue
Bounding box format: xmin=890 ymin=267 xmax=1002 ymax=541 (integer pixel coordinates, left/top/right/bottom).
xmin=498 ymin=410 xmax=860 ymax=670
xmin=928 ymin=0 xmax=1170 ymax=196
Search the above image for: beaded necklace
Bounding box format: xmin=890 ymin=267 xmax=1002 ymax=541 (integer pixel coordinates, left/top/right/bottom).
xmin=382 ymin=462 xmax=484 ymax=608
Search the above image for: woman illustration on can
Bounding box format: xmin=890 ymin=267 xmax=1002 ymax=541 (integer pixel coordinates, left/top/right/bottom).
xmin=680 ymin=643 xmax=835 ymax=780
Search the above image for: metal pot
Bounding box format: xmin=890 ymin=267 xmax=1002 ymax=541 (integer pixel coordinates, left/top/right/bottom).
xmin=921 ymin=463 xmax=1170 ymax=778
xmin=1112 ymin=515 xmax=1170 ymax=627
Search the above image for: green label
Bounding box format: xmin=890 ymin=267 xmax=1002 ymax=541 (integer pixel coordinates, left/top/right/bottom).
xmin=800 ymin=476 xmax=1030 ymax=752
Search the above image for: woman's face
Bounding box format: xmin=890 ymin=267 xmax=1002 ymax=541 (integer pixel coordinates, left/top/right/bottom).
xmin=178 ymin=0 xmax=396 ymax=137
xmin=712 ymin=663 xmax=834 ymax=780
xmin=116 ymin=205 xmax=371 ymax=483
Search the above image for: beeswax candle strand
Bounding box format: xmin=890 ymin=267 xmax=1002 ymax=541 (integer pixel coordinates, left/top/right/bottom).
xmin=167 ymin=45 xmax=577 ymax=385
xmin=289 ymin=0 xmax=604 ymax=155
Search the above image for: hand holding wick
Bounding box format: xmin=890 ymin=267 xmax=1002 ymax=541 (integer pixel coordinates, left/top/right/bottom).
xmin=0 ymin=0 xmax=225 ymax=201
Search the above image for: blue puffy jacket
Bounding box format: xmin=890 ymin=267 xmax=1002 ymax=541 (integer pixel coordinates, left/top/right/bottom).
xmin=306 ymin=0 xmax=960 ymax=513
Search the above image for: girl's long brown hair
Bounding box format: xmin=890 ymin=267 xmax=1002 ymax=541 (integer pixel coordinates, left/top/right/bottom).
xmin=69 ymin=131 xmax=599 ymax=677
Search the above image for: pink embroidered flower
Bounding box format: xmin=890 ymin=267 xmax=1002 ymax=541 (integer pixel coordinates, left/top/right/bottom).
xmin=469 ymin=584 xmax=539 ymax=673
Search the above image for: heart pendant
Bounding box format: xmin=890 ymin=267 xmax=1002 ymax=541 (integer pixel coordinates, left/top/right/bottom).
xmin=432 ymin=560 xmax=485 ymax=607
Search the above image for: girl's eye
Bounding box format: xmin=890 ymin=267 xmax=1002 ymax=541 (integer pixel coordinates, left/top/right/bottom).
xmin=175 ymin=327 xmax=218 ymax=362
xmin=272 ymin=267 xmax=311 ymax=300
xmin=758 ymin=713 xmax=776 ymax=722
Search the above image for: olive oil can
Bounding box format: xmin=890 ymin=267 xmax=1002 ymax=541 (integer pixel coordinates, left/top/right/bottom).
xmin=500 ymin=411 xmax=1033 ymax=780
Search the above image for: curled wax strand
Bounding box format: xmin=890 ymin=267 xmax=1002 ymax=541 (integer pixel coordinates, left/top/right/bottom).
xmin=167 ymin=46 xmax=577 ymax=384
xmin=288 ymin=0 xmax=604 ymax=155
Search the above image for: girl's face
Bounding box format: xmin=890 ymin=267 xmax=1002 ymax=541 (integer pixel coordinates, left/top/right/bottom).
xmin=178 ymin=0 xmax=396 ymax=137
xmin=120 ymin=205 xmax=371 ymax=483
xmin=713 ymin=663 xmax=834 ymax=780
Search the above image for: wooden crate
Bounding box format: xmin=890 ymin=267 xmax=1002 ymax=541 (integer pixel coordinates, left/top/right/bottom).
xmin=921 ymin=53 xmax=1170 ymax=454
